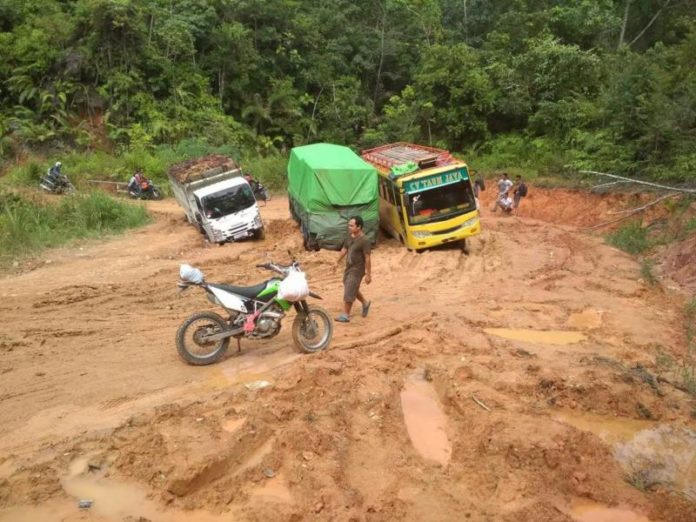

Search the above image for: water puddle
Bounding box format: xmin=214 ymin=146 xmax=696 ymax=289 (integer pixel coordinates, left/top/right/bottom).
xmin=555 ymin=411 xmax=656 ymax=445
xmin=615 ymin=425 xmax=696 ymax=500
xmin=47 ymin=455 xmax=230 ymax=522
xmin=567 ymin=309 xmax=603 ymax=330
xmin=569 ymin=500 xmax=651 ymax=522
xmin=209 ymin=350 xmax=300 ymax=388
xmin=485 ymin=328 xmax=586 ymax=345
xmin=400 ymin=371 xmax=452 ymax=466
xmin=556 ymin=412 xmax=696 ymax=499
xmin=251 ymin=473 xmax=293 ymax=503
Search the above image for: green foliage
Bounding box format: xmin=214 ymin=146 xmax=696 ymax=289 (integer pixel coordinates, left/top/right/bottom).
xmin=463 ymin=134 xmax=570 ymax=180
xmin=238 ymin=153 xmax=288 ymax=191
xmin=0 ymin=0 xmax=693 ymax=185
xmin=606 ymin=221 xmax=651 ymax=255
xmin=0 ymin=189 xmax=150 ymax=264
xmin=686 ymin=218 xmax=696 ymax=234
xmin=640 ymin=258 xmax=658 ymax=285
xmin=6 ymin=161 xmax=44 ymax=186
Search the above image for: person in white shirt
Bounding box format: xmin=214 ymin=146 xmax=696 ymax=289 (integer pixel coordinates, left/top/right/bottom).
xmin=498 ymin=193 xmax=514 ymax=213
xmin=491 ymin=173 xmax=513 ymax=212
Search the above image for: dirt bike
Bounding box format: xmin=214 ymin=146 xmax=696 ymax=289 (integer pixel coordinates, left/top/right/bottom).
xmin=39 ymin=171 xmax=75 ymax=195
xmin=249 ymin=179 xmax=270 ymax=205
xmin=175 ymin=254 xmax=333 ymax=365
xmin=128 ymin=179 xmax=163 ymax=200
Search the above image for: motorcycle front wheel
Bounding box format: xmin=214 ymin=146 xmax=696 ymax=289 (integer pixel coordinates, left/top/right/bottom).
xmin=292 ymin=305 xmax=333 ymax=353
xmin=176 ymin=311 xmax=230 ymax=365
xmin=151 ymin=188 xmax=163 ymax=200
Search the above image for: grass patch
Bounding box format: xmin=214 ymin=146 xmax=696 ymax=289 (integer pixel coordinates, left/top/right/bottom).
xmin=640 ymin=258 xmax=658 ymax=285
xmin=682 ymin=300 xmax=696 ymax=397
xmin=685 ymin=217 xmax=696 ymax=234
xmin=625 ymin=468 xmax=661 ymax=493
xmin=238 ymin=153 xmax=288 ymax=191
xmin=0 ymin=189 xmax=150 ymax=264
xmin=1 ymin=139 xmax=290 ymax=196
xmin=606 ymin=221 xmax=651 ymax=254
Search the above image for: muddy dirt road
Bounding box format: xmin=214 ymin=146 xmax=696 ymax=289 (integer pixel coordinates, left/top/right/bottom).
xmin=1 ymin=191 xmax=694 ymax=521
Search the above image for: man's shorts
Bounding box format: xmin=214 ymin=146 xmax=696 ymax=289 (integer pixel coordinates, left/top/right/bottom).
xmin=343 ymin=271 xmax=364 ymax=303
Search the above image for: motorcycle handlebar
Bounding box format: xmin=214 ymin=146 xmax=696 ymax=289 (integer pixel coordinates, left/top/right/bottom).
xmin=256 ymin=261 xmax=301 ymax=275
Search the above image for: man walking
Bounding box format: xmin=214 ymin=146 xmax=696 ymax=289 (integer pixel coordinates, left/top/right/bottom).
xmin=334 ymin=216 xmax=372 ymax=323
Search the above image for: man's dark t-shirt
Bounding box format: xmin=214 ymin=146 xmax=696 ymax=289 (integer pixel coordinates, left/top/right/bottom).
xmin=343 ymin=234 xmax=371 ymax=276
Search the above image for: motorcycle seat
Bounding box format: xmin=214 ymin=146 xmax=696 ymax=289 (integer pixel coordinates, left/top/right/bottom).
xmin=207 ymin=281 xmax=270 ymax=299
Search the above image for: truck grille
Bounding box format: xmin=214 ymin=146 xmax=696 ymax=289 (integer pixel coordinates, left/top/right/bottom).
xmin=434 ymin=225 xmax=461 ymax=235
xmin=225 ymin=223 xmax=249 ymax=238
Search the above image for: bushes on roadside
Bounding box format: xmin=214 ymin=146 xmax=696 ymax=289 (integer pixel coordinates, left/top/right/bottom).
xmin=606 ymin=221 xmax=651 ymax=255
xmin=0 ymin=190 xmax=150 ymax=264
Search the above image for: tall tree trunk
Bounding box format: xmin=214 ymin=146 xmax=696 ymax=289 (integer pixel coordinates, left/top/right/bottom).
xmin=463 ymin=0 xmax=468 ymax=44
xmin=618 ymin=0 xmax=633 ymax=48
xmin=218 ymin=67 xmax=225 ymax=108
xmin=628 ymin=0 xmax=671 ymax=47
xmin=373 ymin=2 xmax=386 ymax=109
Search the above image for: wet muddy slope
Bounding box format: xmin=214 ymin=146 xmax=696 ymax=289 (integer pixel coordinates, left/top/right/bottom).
xmin=0 ymin=191 xmax=694 ymax=521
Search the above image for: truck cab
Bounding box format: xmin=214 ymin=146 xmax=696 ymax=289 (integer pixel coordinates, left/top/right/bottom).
xmin=168 ymin=156 xmax=264 ymax=244
xmin=192 ymin=177 xmax=264 ymax=243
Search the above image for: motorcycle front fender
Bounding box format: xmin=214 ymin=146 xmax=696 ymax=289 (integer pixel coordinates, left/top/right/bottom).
xmin=293 ymin=300 xmax=310 ymax=315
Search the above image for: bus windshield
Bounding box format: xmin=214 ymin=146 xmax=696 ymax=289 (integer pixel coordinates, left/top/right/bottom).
xmin=202 ymin=184 xmax=255 ymax=218
xmin=405 ymin=180 xmax=476 ymax=225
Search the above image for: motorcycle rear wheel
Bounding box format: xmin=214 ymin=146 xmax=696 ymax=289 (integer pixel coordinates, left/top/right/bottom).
xmin=176 ymin=311 xmax=230 ymax=365
xmin=292 ymin=306 xmax=333 ymax=353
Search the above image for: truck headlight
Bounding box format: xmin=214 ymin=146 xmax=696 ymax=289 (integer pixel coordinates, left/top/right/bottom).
xmin=253 ymin=216 xmax=263 ymax=228
xmin=461 ymin=217 xmax=479 ymax=229
xmin=412 ymin=230 xmax=432 ymax=239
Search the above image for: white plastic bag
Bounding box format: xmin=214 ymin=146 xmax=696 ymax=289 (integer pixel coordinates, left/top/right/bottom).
xmin=180 ymin=263 xmax=204 ymax=284
xmin=277 ymin=269 xmax=309 ymax=302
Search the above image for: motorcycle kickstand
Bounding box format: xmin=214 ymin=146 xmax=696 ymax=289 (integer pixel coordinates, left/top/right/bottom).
xmin=236 ymin=338 xmax=242 ymax=354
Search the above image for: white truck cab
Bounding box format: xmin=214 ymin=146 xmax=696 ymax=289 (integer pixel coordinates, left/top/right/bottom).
xmin=168 ymin=159 xmax=264 ymax=243
xmin=193 ymin=177 xmax=264 ymax=242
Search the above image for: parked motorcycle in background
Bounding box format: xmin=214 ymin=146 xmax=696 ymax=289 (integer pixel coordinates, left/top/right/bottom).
xmin=127 ymin=173 xmax=163 ymax=200
xmin=175 ymin=253 xmax=332 ymax=366
xmin=244 ymin=174 xmax=270 ymax=205
xmin=39 ymin=162 xmax=75 ymax=195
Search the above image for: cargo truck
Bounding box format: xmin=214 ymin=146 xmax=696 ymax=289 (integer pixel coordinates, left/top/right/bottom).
xmin=287 ymin=143 xmax=378 ymax=251
xmin=168 ymin=155 xmax=264 ymax=244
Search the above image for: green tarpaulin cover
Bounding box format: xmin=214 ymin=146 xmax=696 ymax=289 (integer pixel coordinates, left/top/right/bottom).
xmin=287 ymin=143 xmax=379 ymax=249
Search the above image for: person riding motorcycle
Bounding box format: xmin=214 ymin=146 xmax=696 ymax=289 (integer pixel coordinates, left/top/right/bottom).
xmin=243 ymin=171 xmax=270 ymax=203
xmin=40 ymin=161 xmax=74 ymax=194
xmin=47 ymin=161 xmax=69 ymax=185
xmin=127 ymin=170 xmax=146 ymax=195
xmin=48 ymin=161 xmax=63 ymax=179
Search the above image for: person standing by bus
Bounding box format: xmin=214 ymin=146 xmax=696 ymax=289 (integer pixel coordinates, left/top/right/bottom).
xmin=513 ymin=175 xmax=528 ymax=216
xmin=334 ymin=216 xmax=372 ymax=323
xmin=491 ymin=173 xmax=513 ymax=213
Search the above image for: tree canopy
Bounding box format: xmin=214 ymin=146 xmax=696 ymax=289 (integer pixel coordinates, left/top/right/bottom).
xmin=1 ymin=0 xmax=694 ymax=180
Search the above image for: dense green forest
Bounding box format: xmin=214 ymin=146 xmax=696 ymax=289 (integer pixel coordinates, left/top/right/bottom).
xmin=1 ymin=0 xmax=694 ymax=181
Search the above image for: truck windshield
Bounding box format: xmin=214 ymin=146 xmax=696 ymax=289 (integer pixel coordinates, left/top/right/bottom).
xmin=202 ymin=184 xmax=255 ymax=218
xmin=405 ymin=180 xmax=476 ymax=225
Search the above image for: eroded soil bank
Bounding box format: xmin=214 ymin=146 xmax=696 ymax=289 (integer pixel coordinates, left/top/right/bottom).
xmin=0 ymin=189 xmax=694 ymax=521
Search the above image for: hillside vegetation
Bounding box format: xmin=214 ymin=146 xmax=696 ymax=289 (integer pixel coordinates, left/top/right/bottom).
xmin=0 ymin=0 xmax=694 ymax=182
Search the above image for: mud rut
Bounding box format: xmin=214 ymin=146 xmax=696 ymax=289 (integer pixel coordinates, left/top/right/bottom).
xmin=0 ymin=192 xmax=694 ymax=522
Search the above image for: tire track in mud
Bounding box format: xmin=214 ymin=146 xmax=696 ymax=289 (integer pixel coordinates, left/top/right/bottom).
xmin=1 ymin=197 xmax=694 ymax=521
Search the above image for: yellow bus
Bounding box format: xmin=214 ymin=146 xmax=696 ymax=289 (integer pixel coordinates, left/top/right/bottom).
xmin=361 ymin=142 xmax=481 ymax=251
